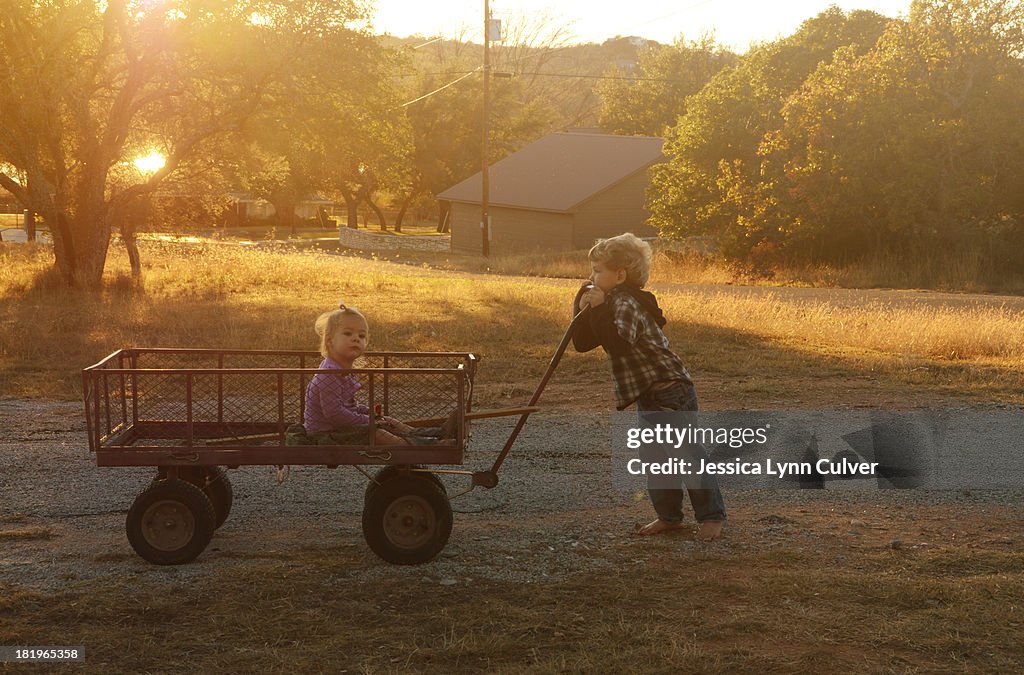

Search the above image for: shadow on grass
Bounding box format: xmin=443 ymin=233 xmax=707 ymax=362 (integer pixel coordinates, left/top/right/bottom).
xmin=2 ymin=260 xmax=1021 ymax=406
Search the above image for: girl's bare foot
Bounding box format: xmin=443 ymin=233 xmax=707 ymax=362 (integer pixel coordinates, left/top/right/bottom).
xmin=636 ymin=518 xmax=688 ymax=536
xmin=696 ymin=520 xmax=725 ymax=542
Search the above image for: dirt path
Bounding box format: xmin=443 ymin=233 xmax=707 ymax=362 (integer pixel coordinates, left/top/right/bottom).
xmin=1 ymin=400 xmax=1021 ymax=593
xmin=2 ymin=399 xmax=1023 ymax=672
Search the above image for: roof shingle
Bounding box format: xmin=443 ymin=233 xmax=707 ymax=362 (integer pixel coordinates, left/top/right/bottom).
xmin=437 ymin=132 xmax=663 ymax=212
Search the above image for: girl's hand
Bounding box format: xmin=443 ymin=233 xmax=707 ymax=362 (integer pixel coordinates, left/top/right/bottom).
xmin=381 ymin=416 xmax=413 ymax=434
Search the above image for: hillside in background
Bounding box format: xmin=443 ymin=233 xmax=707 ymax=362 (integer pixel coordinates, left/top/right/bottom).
xmin=383 ymin=34 xmax=664 ymax=133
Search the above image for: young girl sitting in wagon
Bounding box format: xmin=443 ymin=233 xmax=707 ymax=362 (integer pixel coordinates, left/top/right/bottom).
xmin=296 ymin=303 xmax=450 ymax=446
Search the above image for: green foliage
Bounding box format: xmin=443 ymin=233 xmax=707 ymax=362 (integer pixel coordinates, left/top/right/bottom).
xmin=769 ymin=0 xmax=1024 ymax=266
xmin=236 ymin=30 xmax=411 ymax=230
xmin=652 ymin=1 xmax=1024 ymax=274
xmin=649 ymin=7 xmax=892 ymax=261
xmin=597 ymin=35 xmax=737 ymax=137
xmin=0 ymin=0 xmax=376 ymax=283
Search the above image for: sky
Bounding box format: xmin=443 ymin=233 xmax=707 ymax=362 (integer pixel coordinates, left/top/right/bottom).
xmin=369 ymin=0 xmax=913 ymax=52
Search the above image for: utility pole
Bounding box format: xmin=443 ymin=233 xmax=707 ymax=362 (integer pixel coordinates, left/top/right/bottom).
xmin=480 ymin=0 xmax=491 ymax=257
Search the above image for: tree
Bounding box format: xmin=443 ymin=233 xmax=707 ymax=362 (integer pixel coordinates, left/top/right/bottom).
xmin=0 ymin=0 xmax=371 ymax=286
xmin=649 ymin=7 xmax=891 ymax=260
xmin=767 ymin=0 xmax=1024 ymax=264
xmin=596 ymin=35 xmax=736 ymax=137
xmin=395 ymin=31 xmax=557 ymax=231
xmin=234 ymin=30 xmax=412 ymax=233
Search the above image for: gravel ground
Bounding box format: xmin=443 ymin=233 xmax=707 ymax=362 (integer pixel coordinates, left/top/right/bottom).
xmin=1 ymin=399 xmax=1022 ymax=593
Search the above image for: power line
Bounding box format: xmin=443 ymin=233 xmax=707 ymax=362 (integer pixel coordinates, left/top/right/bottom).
xmin=398 ymin=68 xmax=479 ymax=107
xmin=411 ymin=36 xmax=444 ymax=49
xmin=510 ymin=71 xmax=685 ymax=83
xmin=407 ymin=70 xmax=692 ymax=84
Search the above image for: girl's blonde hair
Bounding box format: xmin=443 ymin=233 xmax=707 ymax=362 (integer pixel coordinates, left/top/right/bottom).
xmin=315 ymin=302 xmax=367 ymax=358
xmin=588 ymin=232 xmax=652 ymax=287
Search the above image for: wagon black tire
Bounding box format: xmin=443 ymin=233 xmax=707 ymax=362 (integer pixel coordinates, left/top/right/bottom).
xmin=201 ymin=467 xmax=234 ymax=529
xmin=364 ymin=465 xmax=446 ymax=503
xmin=155 ymin=467 xmax=233 ymax=529
xmin=362 ymin=475 xmax=453 ymax=565
xmin=127 ymin=478 xmax=216 ymax=565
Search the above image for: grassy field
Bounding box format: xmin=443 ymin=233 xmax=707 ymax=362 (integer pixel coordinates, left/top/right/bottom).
xmin=2 ymin=241 xmax=1023 ymax=672
xmin=1 ymin=240 xmax=1023 ymax=404
xmin=160 ymin=221 xmax=1024 ymax=292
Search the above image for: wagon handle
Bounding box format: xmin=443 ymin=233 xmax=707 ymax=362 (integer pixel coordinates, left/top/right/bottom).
xmin=483 ymin=306 xmax=589 ymax=479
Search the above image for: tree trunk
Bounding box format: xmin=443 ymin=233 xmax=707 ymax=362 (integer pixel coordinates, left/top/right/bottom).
xmin=54 ymin=181 xmax=113 ymax=287
xmin=47 ymin=210 xmax=78 ymax=284
xmin=437 ymin=202 xmax=451 ymax=233
xmin=78 ymin=215 xmax=112 ymax=288
xmin=270 ymin=197 xmax=297 ymax=237
xmin=123 ymin=229 xmax=141 ymax=277
xmin=394 ymin=185 xmax=422 ymax=232
xmin=339 ymin=189 xmax=359 ymax=229
xmin=366 ymin=197 xmax=388 ymax=231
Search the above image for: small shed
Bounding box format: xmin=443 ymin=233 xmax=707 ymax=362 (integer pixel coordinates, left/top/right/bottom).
xmin=438 ymin=131 xmax=663 ymax=255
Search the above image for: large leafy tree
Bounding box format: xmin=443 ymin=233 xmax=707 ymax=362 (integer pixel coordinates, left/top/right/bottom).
xmin=767 ymin=0 xmax=1024 ymax=264
xmin=0 ymin=0 xmax=371 ymax=286
xmin=596 ymin=35 xmax=736 ymax=137
xmin=648 ymin=7 xmax=891 ymax=260
xmin=240 ymin=39 xmax=411 ymax=232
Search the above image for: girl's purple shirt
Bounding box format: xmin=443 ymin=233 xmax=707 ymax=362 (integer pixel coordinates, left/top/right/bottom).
xmin=303 ymin=356 xmax=371 ymax=433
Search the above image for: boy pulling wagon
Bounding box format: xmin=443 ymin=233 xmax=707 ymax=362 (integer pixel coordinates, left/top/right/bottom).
xmin=573 ymin=233 xmax=726 ymax=541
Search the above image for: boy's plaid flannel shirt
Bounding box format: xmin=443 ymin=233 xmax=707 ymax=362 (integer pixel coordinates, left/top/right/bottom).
xmin=575 ymin=285 xmax=692 ymax=410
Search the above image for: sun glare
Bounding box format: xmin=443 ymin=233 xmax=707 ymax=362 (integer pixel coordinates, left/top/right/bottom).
xmin=133 ymin=151 xmax=166 ymax=174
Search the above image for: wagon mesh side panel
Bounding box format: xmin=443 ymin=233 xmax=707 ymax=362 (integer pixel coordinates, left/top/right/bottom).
xmin=84 ymin=355 xmax=131 ymax=449
xmin=356 ymin=354 xmax=475 ymax=418
xmin=87 ymin=350 xmax=474 ymax=448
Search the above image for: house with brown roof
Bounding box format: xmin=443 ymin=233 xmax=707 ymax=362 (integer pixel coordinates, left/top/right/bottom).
xmin=438 ymin=131 xmax=663 ymax=255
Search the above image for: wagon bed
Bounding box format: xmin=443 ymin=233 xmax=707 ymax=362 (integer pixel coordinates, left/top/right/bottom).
xmin=83 ymin=348 xmax=477 ymax=467
xmin=82 ymin=310 xmax=586 ymax=566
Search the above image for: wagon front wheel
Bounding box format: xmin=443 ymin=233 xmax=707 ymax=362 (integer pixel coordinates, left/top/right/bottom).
xmin=362 ymin=475 xmax=452 ymax=565
xmin=127 ymin=478 xmax=216 ymax=565
xmin=364 ymin=465 xmax=446 ymax=504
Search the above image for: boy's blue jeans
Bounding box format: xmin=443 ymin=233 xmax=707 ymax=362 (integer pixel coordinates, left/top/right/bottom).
xmin=636 ymin=381 xmax=727 ymax=524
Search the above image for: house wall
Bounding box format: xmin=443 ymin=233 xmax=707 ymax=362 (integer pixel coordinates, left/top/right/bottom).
xmin=571 ymin=170 xmax=657 ymax=249
xmin=450 ymin=202 xmax=574 ymax=254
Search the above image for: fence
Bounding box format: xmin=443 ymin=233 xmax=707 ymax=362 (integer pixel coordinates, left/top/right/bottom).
xmin=338 ymin=226 xmax=450 ymax=253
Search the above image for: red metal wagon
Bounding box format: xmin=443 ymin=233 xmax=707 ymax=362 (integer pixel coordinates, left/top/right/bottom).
xmin=82 ymin=314 xmax=582 ymax=566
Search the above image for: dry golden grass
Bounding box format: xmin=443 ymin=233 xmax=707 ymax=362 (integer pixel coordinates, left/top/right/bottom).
xmin=664 ymin=291 xmax=1024 ymax=361
xmin=2 ymin=240 xmax=1023 ymax=403
xmin=446 ymin=246 xmax=1024 ymax=294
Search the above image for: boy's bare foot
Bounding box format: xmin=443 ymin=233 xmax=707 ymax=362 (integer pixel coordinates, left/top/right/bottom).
xmin=636 ymin=518 xmax=688 ymax=536
xmin=696 ymin=520 xmax=725 ymax=542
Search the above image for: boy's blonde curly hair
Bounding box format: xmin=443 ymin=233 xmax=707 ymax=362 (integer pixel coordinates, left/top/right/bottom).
xmin=588 ymin=232 xmax=652 ymax=287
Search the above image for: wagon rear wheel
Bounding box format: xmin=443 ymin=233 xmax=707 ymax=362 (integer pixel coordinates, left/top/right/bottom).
xmin=127 ymin=478 xmax=216 ymax=565
xmin=198 ymin=467 xmax=233 ymax=529
xmin=364 ymin=465 xmax=446 ymax=503
xmin=155 ymin=467 xmax=233 ymax=529
xmin=362 ymin=474 xmax=452 ymax=565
